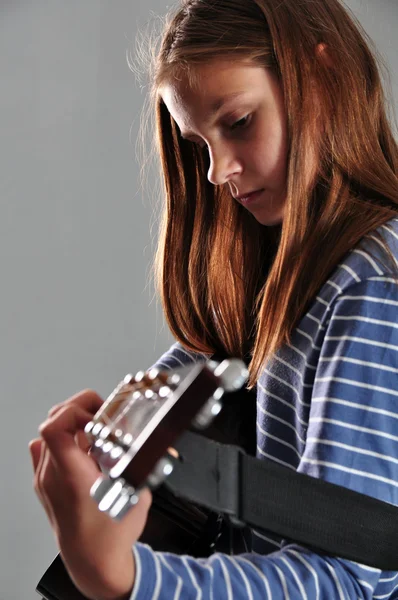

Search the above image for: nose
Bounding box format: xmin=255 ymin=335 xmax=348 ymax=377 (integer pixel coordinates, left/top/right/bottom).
xmin=207 ymin=143 xmax=243 ymax=186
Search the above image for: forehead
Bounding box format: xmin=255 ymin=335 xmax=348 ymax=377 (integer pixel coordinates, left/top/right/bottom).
xmin=159 ymin=59 xmax=271 ymax=130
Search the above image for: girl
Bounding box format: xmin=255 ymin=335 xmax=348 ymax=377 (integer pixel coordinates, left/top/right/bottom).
xmin=30 ymin=0 xmax=398 ymax=598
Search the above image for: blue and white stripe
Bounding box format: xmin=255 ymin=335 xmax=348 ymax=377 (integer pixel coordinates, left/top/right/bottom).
xmin=130 ymin=218 xmax=398 ymax=599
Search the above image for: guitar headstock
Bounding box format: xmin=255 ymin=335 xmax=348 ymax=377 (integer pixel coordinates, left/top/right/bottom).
xmin=85 ymin=358 xmax=248 ymax=520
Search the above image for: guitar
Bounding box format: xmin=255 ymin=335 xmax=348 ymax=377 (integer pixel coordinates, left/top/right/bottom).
xmin=36 ymin=357 xmax=255 ymax=600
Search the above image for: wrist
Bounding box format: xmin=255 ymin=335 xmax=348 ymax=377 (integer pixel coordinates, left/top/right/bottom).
xmin=92 ymin=550 xmax=136 ymax=600
xmin=61 ymin=547 xmax=135 ymax=600
xmin=105 ymin=551 xmax=135 ymax=600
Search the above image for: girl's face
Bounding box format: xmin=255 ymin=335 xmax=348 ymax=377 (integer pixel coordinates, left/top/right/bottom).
xmin=160 ymin=58 xmax=289 ymax=226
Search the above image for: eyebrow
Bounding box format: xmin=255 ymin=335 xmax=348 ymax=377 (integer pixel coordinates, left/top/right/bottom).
xmin=210 ymin=91 xmax=247 ymax=113
xmin=179 ymin=91 xmax=248 ymax=139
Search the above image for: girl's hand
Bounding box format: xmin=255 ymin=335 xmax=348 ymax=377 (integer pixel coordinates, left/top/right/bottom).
xmin=29 ymin=390 xmax=152 ymax=600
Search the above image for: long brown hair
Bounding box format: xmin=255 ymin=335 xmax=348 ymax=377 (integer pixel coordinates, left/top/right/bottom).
xmin=142 ymin=0 xmax=398 ymax=386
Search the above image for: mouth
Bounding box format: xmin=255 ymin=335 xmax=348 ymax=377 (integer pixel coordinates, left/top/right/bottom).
xmin=234 ymin=189 xmax=264 ymax=205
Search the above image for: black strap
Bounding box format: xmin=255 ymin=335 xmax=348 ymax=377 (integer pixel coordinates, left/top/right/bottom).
xmin=168 ymin=430 xmax=398 ymax=570
xmin=36 ymin=554 xmax=91 ymax=600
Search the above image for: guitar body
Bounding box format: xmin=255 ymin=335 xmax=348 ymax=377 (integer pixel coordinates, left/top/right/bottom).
xmin=36 ymin=357 xmax=255 ymax=600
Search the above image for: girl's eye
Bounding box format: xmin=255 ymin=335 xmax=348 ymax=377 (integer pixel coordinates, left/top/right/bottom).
xmin=230 ymin=115 xmax=250 ymax=130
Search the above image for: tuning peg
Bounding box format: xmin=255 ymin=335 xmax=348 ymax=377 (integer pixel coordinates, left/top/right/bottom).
xmin=212 ymin=359 xmax=248 ymax=391
xmin=146 ymin=457 xmax=174 ymax=489
xmin=90 ymin=476 xmax=139 ymax=521
xmin=192 ymin=391 xmax=223 ymax=429
xmin=84 ymin=420 xmax=104 ymax=442
xmin=146 ymin=368 xmax=160 ymax=379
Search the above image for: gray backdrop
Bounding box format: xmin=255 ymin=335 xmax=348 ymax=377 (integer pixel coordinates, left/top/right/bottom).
xmin=1 ymin=1 xmax=397 ymax=598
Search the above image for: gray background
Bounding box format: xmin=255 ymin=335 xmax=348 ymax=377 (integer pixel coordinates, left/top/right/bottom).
xmin=1 ymin=1 xmax=397 ymax=598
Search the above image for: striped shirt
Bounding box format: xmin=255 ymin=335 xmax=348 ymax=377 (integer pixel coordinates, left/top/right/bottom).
xmin=130 ymin=217 xmax=398 ymax=599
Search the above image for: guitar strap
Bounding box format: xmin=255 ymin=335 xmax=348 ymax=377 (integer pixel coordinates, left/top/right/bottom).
xmin=36 ymin=431 xmax=398 ymax=600
xmin=167 ymin=428 xmax=398 ymax=570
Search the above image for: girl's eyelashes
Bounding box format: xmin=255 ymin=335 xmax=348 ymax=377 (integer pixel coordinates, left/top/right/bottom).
xmin=229 ymin=115 xmax=251 ymax=130
xmin=230 ymin=115 xmax=249 ymax=130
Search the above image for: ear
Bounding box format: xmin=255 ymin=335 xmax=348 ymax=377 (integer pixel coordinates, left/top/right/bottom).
xmin=316 ymin=43 xmax=334 ymax=68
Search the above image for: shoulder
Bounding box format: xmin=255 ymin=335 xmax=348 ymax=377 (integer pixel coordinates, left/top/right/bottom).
xmin=151 ymin=341 xmax=208 ymax=371
xmin=317 ymin=217 xmax=398 ymax=308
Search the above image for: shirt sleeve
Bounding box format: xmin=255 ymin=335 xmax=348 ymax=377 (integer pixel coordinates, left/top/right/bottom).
xmin=129 ymin=277 xmax=398 ymax=599
xmin=151 ymin=341 xmax=208 ymax=371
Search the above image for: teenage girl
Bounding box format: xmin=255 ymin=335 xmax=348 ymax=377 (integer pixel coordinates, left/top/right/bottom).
xmin=30 ymin=0 xmax=398 ymax=598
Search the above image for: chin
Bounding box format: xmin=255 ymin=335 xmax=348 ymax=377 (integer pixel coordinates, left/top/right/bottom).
xmin=254 ymin=212 xmax=284 ymax=227
xmin=250 ymin=196 xmax=285 ymax=227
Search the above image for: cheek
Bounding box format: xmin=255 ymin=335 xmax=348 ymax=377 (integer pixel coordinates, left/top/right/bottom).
xmin=251 ymin=127 xmax=288 ymax=181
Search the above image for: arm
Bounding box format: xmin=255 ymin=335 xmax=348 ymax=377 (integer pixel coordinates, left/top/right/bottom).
xmin=30 ymin=285 xmax=398 ymax=600
xmin=29 ymin=341 xmax=207 ymax=600
xmin=151 ymin=341 xmax=208 ymax=371
xmin=129 ymin=277 xmax=398 ymax=599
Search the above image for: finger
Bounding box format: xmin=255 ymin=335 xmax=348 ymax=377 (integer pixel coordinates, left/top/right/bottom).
xmin=138 ymin=487 xmax=153 ymax=512
xmin=40 ymin=405 xmax=94 ymax=440
xmin=37 ymin=427 xmax=99 ymax=517
xmin=75 ymin=430 xmax=92 ymax=453
xmin=39 ymin=404 xmax=100 ymax=477
xmin=35 ymin=436 xmax=49 ymax=491
xmin=33 ymin=441 xmax=57 ymax=527
xmin=47 ymin=403 xmax=64 ymax=419
xmin=29 ymin=438 xmax=43 ymax=473
xmin=47 ymin=389 xmax=104 ymax=419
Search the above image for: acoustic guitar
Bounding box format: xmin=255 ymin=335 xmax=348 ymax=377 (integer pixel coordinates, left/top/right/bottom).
xmin=36 ymin=357 xmax=255 ymax=600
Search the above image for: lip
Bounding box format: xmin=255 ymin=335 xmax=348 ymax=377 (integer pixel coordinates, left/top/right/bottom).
xmin=234 ymin=189 xmax=264 ymax=205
